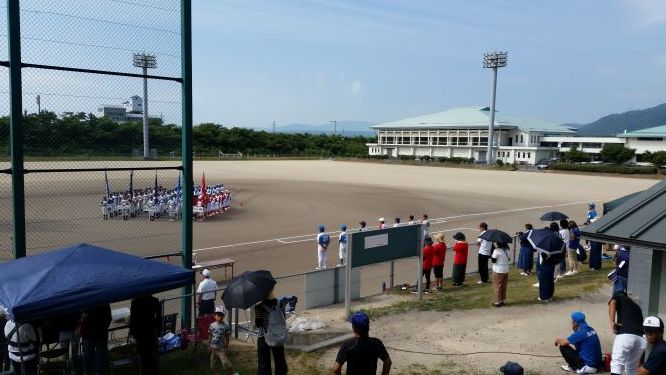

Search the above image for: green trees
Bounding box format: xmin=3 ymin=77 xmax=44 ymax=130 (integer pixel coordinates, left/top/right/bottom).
xmin=600 ymin=144 xmax=635 ymax=164
xmin=563 ymin=145 xmax=590 ymax=163
xmin=0 ymin=114 xmax=373 ymax=158
xmin=643 ymin=151 xmax=666 ymax=168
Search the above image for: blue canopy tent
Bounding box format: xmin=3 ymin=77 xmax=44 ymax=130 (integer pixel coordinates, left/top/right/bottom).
xmin=0 ymin=243 xmax=194 ymax=322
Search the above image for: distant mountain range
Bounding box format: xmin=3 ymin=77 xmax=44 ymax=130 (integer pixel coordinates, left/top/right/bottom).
xmin=256 ymin=121 xmax=375 ymax=137
xmin=576 ymin=103 xmax=666 ymax=136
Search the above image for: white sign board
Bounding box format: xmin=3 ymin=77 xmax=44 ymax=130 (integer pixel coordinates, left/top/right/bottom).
xmin=364 ymin=233 xmax=388 ymax=249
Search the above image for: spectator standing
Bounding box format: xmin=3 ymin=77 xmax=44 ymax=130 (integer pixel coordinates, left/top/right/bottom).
xmin=80 ymin=304 xmax=112 ymax=375
xmin=491 ymin=242 xmax=510 ymax=307
xmin=537 ymin=223 xmax=560 ymax=303
xmin=358 ymin=221 xmax=367 ymax=232
xmin=393 ymin=217 xmax=400 ymax=227
xmin=638 ymin=316 xmax=666 ymax=375
xmin=517 ymin=224 xmax=535 ymax=276
xmin=554 ymin=311 xmax=602 ymax=374
xmin=377 ymin=218 xmax=386 ymax=229
xmin=422 ymin=214 xmax=430 ymax=238
xmin=4 ymin=319 xmax=38 ymax=375
xmin=477 ymin=222 xmax=492 ymax=284
xmin=588 ymin=241 xmax=603 ymax=271
xmin=585 ymin=203 xmax=597 ymax=225
xmin=451 ymin=232 xmax=468 ymax=287
xmin=130 ymin=295 xmax=162 ymax=375
xmin=566 ymin=221 xmax=581 ymax=276
xmin=197 ymin=269 xmax=217 ymax=317
xmin=608 ymin=291 xmax=645 ymax=375
xmin=432 ymin=233 xmax=447 ymax=290
xmin=558 ymin=219 xmax=570 ymax=278
xmin=255 ymin=290 xmax=288 ymax=375
xmin=422 ymin=237 xmax=434 ymax=292
xmin=316 ymin=225 xmax=331 ymax=270
xmin=332 ymin=312 xmax=391 ymax=375
xmin=0 ymin=311 xmax=9 ymax=373
xmin=613 ymin=245 xmax=630 ymax=293
xmin=338 ymin=224 xmax=348 ymax=267
xmin=54 ymin=311 xmax=80 ymax=371
xmin=408 ymin=215 xmax=415 ymax=225
xmin=209 ymin=307 xmax=238 ymax=375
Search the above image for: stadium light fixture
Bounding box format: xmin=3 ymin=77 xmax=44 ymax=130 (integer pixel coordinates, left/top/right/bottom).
xmin=133 ymin=52 xmax=157 ymax=160
xmin=482 ymin=51 xmax=508 ymax=165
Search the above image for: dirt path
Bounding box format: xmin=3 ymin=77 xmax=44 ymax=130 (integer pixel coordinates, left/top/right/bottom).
xmin=304 ymin=286 xmax=615 ymax=374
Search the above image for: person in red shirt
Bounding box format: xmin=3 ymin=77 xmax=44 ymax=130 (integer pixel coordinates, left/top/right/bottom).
xmin=422 ymin=237 xmax=434 ymax=292
xmin=432 ymin=233 xmax=447 ymax=290
xmin=451 ymin=232 xmax=469 ymax=287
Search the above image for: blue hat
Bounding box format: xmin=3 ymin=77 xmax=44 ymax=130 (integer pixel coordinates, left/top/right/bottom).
xmin=340 ymin=224 xmax=347 ymax=231
xmin=500 ymin=361 xmax=524 ymax=375
xmin=571 ymin=311 xmax=586 ymax=324
xmin=350 ymin=312 xmax=369 ymax=327
xmin=318 ymin=225 xmax=325 ymax=232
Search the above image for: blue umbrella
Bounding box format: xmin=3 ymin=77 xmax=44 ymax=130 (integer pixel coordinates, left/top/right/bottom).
xmin=527 ymin=228 xmax=565 ymax=256
xmin=539 ymin=211 xmax=568 ymax=221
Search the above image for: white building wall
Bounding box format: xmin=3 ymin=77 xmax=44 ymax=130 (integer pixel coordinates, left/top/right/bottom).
xmin=625 ymin=139 xmax=666 ymax=154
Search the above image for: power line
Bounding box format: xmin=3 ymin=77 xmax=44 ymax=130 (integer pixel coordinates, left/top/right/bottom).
xmin=1 ymin=34 xmax=180 ymax=58
xmin=18 ymin=8 xmax=181 ymax=35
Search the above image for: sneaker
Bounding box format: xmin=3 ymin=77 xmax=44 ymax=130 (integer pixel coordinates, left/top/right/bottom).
xmin=577 ymin=365 xmax=597 ymax=374
xmin=557 ymin=274 xmax=565 ymax=279
xmin=532 ymin=282 xmax=540 ymax=287
xmin=561 ymin=364 xmax=574 ymax=372
xmin=537 ymin=298 xmax=551 ymax=303
xmin=520 ymin=272 xmax=528 ymax=276
xmin=492 ymin=302 xmax=502 ymax=307
xmin=477 ymin=280 xmax=484 ymax=284
xmin=315 ymin=267 xmax=321 ymax=271
xmin=572 ymin=270 xmax=578 ymax=275
xmin=564 ymin=271 xmax=574 ymax=276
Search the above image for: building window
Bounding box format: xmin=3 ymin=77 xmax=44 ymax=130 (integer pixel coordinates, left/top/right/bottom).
xmin=437 ymin=137 xmax=447 ymax=145
xmin=419 ymin=137 xmax=428 ymax=145
xmin=386 ymin=137 xmax=394 ymax=144
xmin=497 ymin=151 xmax=501 ymax=157
xmin=582 ymin=143 xmax=602 ymax=148
xmin=637 ymin=137 xmax=663 ymax=141
xmin=520 ymin=135 xmax=524 ymax=144
xmin=480 ymin=137 xmax=488 ymax=146
xmin=515 ymin=135 xmax=519 ymax=143
xmin=471 ymin=137 xmax=479 ymax=146
xmin=450 ymin=137 xmax=458 ymax=146
xmin=527 ymin=152 xmax=531 ymax=159
xmin=458 ymin=137 xmax=468 ymax=145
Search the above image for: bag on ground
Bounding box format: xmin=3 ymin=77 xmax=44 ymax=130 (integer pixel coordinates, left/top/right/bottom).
xmin=263 ymin=304 xmax=288 ymax=347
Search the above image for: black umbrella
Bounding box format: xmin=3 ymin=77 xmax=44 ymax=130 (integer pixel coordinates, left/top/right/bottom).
xmin=221 ymin=270 xmax=276 ymax=309
xmin=527 ymin=228 xmax=565 ymax=255
xmin=479 ymin=229 xmax=513 ymax=244
xmin=539 ymin=211 xmax=568 ymax=221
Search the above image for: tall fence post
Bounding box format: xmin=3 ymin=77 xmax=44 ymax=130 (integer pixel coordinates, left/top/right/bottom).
xmin=7 ymin=0 xmax=26 ymax=259
xmin=180 ymin=0 xmax=194 ymax=329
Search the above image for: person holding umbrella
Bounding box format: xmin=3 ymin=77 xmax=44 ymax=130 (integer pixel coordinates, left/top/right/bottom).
xmin=476 ymin=223 xmax=492 ymax=284
xmin=517 ymin=224 xmax=536 ymax=276
xmin=529 ymin=223 xmax=566 ymax=303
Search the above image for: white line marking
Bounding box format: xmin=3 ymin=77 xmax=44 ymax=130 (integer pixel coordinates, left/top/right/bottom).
xmin=193 ymin=199 xmax=600 ymax=253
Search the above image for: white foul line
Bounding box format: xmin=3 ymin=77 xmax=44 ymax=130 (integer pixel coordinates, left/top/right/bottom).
xmin=193 ymin=199 xmax=598 ymax=254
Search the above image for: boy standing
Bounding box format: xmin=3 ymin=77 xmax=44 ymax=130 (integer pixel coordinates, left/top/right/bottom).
xmin=338 ymin=224 xmax=348 ymax=267
xmin=209 ymin=307 xmax=238 ymax=375
xmin=316 ymin=225 xmax=330 ymax=270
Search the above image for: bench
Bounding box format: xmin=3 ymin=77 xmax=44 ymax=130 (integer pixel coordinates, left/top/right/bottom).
xmin=192 ymin=258 xmax=235 ymax=279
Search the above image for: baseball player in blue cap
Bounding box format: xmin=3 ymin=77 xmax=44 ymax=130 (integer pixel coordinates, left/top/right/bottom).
xmin=338 ymin=224 xmax=348 ymax=267
xmin=554 ymin=311 xmax=602 ymax=373
xmin=316 ymin=225 xmax=330 ymax=270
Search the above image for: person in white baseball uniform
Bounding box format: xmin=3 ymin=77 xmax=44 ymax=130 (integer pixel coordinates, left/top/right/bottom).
xmin=197 ymin=269 xmax=217 ymax=317
xmin=316 ymin=225 xmax=330 ymax=270
xmin=338 ymin=224 xmax=348 ymax=267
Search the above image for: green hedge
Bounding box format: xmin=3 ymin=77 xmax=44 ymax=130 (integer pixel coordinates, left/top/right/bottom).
xmin=550 ymin=162 xmax=657 ymax=174
xmin=437 ymin=156 xmax=474 ymax=164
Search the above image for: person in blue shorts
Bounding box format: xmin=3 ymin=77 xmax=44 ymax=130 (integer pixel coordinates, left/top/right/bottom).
xmin=554 ymin=311 xmax=602 ymax=374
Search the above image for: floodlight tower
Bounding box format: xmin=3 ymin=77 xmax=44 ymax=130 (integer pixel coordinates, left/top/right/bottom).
xmin=133 ymin=52 xmax=157 ymax=160
xmin=331 ymin=120 xmax=337 ymax=135
xmin=482 ymin=51 xmax=508 ymax=165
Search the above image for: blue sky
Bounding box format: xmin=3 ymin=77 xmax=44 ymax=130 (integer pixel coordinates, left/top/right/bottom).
xmin=191 ymin=0 xmax=666 ymax=128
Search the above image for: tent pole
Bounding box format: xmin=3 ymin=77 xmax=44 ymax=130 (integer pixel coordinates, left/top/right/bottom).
xmin=180 ymin=0 xmax=194 ymax=329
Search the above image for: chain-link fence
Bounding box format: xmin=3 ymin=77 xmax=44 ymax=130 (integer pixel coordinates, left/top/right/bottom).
xmin=0 ymin=0 xmax=188 ymax=262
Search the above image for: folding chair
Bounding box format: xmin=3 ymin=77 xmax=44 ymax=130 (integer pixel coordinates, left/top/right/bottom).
xmin=108 ymin=335 xmax=140 ymax=375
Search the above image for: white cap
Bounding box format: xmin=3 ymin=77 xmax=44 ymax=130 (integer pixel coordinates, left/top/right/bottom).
xmin=378 ymin=217 xmax=385 ymax=222
xmin=215 ymin=306 xmax=226 ymax=315
xmin=643 ymin=316 xmax=664 ymax=330
xmin=202 ymin=269 xmax=211 ymax=277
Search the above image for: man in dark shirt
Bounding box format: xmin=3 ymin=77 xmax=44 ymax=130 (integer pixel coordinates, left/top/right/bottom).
xmin=608 ymin=291 xmax=645 ymax=375
xmin=130 ymin=295 xmax=162 ymax=375
xmin=80 ymin=304 xmax=112 ymax=375
xmin=639 ymin=316 xmax=666 ymax=375
xmin=332 ymin=312 xmax=391 ymax=375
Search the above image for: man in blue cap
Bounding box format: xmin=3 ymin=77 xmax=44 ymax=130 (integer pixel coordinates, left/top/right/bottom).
xmin=337 ymin=224 xmax=348 ymax=267
xmin=555 ymin=311 xmax=602 ymax=373
xmin=332 ymin=312 xmax=391 ymax=375
xmin=500 ymin=361 xmax=524 ymax=375
xmin=316 ymin=224 xmax=330 ymax=270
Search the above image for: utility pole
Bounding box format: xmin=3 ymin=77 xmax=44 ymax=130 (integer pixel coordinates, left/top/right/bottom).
xmin=36 ymin=94 xmax=40 ymax=114
xmin=330 ymin=120 xmax=337 ymax=135
xmin=272 ymin=120 xmax=276 ymax=133
xmin=482 ymin=51 xmax=508 ymax=165
xmin=133 ymin=52 xmax=157 ymax=160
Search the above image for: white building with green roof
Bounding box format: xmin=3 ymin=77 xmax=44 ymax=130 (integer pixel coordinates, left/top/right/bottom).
xmin=367 ymin=107 xmax=666 ymax=165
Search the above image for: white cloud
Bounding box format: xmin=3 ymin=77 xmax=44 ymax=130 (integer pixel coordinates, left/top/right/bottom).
xmin=625 ymin=0 xmax=666 ymax=28
xmin=351 ymin=80 xmax=363 ymax=94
